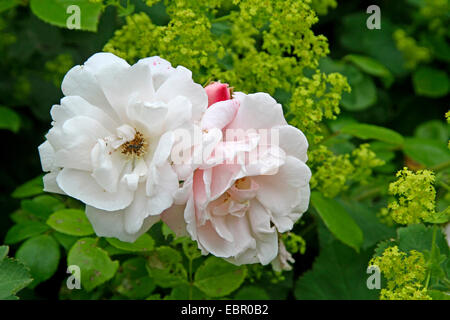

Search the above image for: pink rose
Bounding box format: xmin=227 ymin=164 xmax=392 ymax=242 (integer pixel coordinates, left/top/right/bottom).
xmin=164 ymin=86 xmax=311 ymax=266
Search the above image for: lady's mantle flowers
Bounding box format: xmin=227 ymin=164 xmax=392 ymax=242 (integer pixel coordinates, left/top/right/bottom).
xmin=39 ymin=53 xmax=311 ymax=268
xmin=39 ymin=53 xmax=207 ymax=242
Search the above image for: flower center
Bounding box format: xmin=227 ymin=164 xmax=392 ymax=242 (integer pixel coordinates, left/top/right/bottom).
xmin=121 ymin=131 xmax=148 ymax=158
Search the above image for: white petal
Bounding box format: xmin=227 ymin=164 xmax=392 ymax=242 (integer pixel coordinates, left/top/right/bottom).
xmin=56 ymin=168 xmax=134 ymax=211
xmin=43 ymin=171 xmax=65 ymax=195
xmin=161 ymin=204 xmax=188 ymax=237
xmin=155 ymin=66 xmax=207 ymax=121
xmin=86 ymin=204 xmax=159 ymax=243
xmin=164 ymin=96 xmax=192 ymax=131
xmin=88 ymin=53 xmax=155 ymax=120
xmin=38 ymin=141 xmax=55 ymax=172
xmin=51 ymin=96 xmax=118 ymax=133
xmin=201 ymin=99 xmax=240 ymax=130
xmin=248 ymin=200 xmax=278 ymax=265
xmin=136 ymin=56 xmax=174 ymax=90
xmin=126 ymin=100 xmax=168 ymax=137
xmin=91 ymin=139 xmax=127 ymax=193
xmin=61 ymin=64 xmax=120 ymax=122
xmin=275 ymin=125 xmax=309 ymax=162
xmin=227 ymin=92 xmax=287 ymax=130
xmin=53 ymin=116 xmax=112 ymax=171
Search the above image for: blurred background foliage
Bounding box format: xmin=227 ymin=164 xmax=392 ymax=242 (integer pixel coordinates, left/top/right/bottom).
xmin=0 ymin=0 xmax=449 ymax=300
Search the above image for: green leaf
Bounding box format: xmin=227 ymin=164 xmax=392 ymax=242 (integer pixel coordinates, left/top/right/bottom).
xmin=0 ymin=246 xmax=8 ymax=261
xmin=106 ymin=233 xmax=154 ymax=252
xmin=404 ymin=137 xmax=450 ymax=167
xmin=234 ymin=286 xmax=270 ymax=300
xmin=0 ymin=248 xmax=33 ymax=299
xmin=412 ymin=66 xmax=449 ymax=98
xmin=295 ymin=240 xmax=378 ymax=300
xmin=311 ymin=192 xmax=364 ymax=252
xmin=340 ymin=123 xmax=404 ymax=145
xmin=47 ymin=209 xmax=94 ymax=236
xmin=415 ymin=120 xmax=449 ymax=144
xmin=52 ymin=232 xmax=79 ymax=251
xmin=341 ymin=74 xmax=377 ymax=111
xmin=21 ymin=195 xmax=63 ymax=220
xmin=167 ymin=284 xmax=206 ymax=300
xmin=344 ymin=54 xmax=393 ymax=80
xmin=0 ymin=106 xmax=20 ymax=133
xmin=11 ymin=176 xmax=44 ymax=199
xmin=30 ymin=0 xmax=103 ymax=32
xmin=4 ymin=222 xmax=50 ymax=245
xmin=113 ymin=257 xmax=155 ymax=299
xmin=194 ymin=256 xmax=247 ymax=298
xmin=0 ymin=0 xmax=20 ymax=12
xmin=397 ymin=224 xmax=449 ymax=254
xmin=67 ymin=238 xmax=119 ymax=292
xmin=16 ymin=235 xmax=60 ymax=288
xmin=339 ymin=201 xmax=396 ymax=250
xmin=146 ymin=246 xmax=187 ymax=288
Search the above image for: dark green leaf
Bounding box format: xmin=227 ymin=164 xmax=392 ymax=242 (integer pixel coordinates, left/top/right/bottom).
xmin=412 ymin=67 xmax=449 ymax=98
xmin=311 ymin=192 xmax=364 ymax=252
xmin=194 ymin=256 xmax=247 ymax=298
xmin=341 ymin=123 xmax=404 ymax=145
xmin=67 ymin=238 xmax=119 ymax=292
xmin=16 ymin=235 xmax=60 ymax=288
xmin=4 ymin=222 xmax=50 ymax=245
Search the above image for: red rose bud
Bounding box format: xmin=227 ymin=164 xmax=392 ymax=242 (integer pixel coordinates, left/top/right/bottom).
xmin=205 ymin=81 xmax=231 ymax=107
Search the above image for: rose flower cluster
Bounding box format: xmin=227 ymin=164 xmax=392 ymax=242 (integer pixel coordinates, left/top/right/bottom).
xmin=38 ymin=53 xmax=311 ymax=269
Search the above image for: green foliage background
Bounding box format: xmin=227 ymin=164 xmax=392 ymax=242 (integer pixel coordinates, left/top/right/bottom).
xmin=0 ymin=0 xmax=449 ymax=300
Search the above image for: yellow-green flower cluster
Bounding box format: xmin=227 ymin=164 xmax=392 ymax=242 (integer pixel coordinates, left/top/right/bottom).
xmin=44 ymin=54 xmax=74 ymax=87
xmin=309 ymin=145 xmax=354 ymax=198
xmin=387 ymin=168 xmax=436 ymax=225
xmin=351 ymin=143 xmax=385 ymax=184
xmin=281 ymin=232 xmax=306 ymax=255
xmin=310 ymin=0 xmax=337 ymax=15
xmin=393 ymin=29 xmax=431 ymax=70
xmin=309 ymin=144 xmax=385 ymax=198
xmin=420 ymin=0 xmax=449 ymax=34
xmin=104 ymin=0 xmax=349 ymax=141
xmin=369 ymin=246 xmax=431 ymax=300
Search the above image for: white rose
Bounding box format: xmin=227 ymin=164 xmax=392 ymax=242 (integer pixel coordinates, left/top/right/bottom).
xmin=39 ymin=53 xmax=207 ymax=242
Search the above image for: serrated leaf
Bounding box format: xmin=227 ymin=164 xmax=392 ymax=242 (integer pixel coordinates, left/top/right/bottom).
xmin=311 ymin=192 xmax=364 ymax=252
xmin=397 ymin=224 xmax=449 ymax=254
xmin=0 ymin=254 xmax=33 ymax=299
xmin=295 ymin=240 xmax=378 ymax=300
xmin=413 ymin=66 xmax=449 ymax=98
xmin=47 ymin=209 xmax=94 ymax=236
xmin=403 ymin=137 xmax=450 ymax=167
xmin=0 ymin=106 xmax=20 ymax=133
xmin=340 ymin=123 xmax=404 ymax=145
xmin=30 ymin=0 xmax=103 ymax=32
xmin=194 ymin=256 xmax=247 ymax=298
xmin=106 ymin=233 xmax=154 ymax=252
xmin=146 ymin=246 xmax=187 ymax=288
xmin=67 ymin=238 xmax=119 ymax=292
xmin=113 ymin=258 xmax=155 ymax=299
xmin=4 ymin=222 xmax=50 ymax=245
xmin=11 ymin=176 xmax=43 ymax=199
xmin=16 ymin=235 xmax=60 ymax=288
